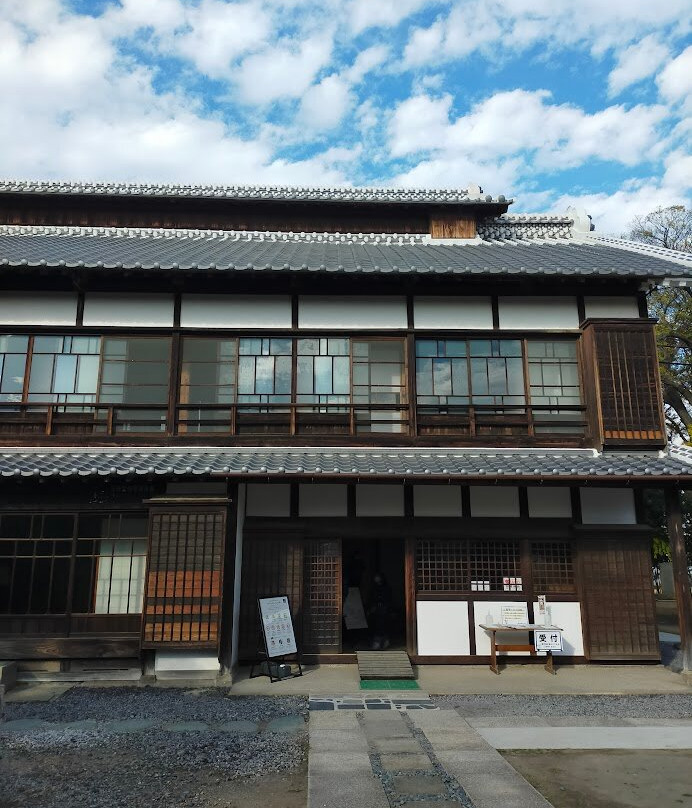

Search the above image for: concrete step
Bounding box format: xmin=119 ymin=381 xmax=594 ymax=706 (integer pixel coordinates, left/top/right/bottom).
xmin=357 ymin=651 xmax=415 ymax=680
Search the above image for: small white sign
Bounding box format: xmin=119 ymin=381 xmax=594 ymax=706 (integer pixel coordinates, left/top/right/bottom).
xmin=535 ymin=629 xmax=563 ymax=652
xmin=259 ymin=596 xmax=297 ymax=658
xmin=501 ymin=604 xmax=529 ymax=626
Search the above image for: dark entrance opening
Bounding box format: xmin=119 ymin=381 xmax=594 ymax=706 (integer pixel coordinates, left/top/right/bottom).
xmin=341 ymin=538 xmax=406 ymax=652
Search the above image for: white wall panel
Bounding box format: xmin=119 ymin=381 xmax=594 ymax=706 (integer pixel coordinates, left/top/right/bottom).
xmin=83 ymin=293 xmax=174 ymax=327
xmin=580 ymin=487 xmax=636 ymax=524
xmin=532 ymin=601 xmax=584 ymax=656
xmin=584 ymin=296 xmax=640 ymax=319
xmin=180 ymin=295 xmax=292 ymax=329
xmin=416 ymin=601 xmax=470 ymax=655
xmin=299 ymin=484 xmax=348 ymax=516
xmin=474 ymin=601 xmax=531 ymax=655
xmin=246 ymin=484 xmax=291 ymax=517
xmin=0 ymin=292 xmax=78 ymax=325
xmin=356 ymin=484 xmax=404 ymax=516
xmin=413 ymin=297 xmax=493 ymax=330
xmin=413 ymin=485 xmax=463 ymax=517
xmin=299 ymin=296 xmax=407 ymax=329
xmin=155 ymin=651 xmax=219 ymax=672
xmin=470 ymin=486 xmax=519 ymax=517
xmin=527 ymin=487 xmax=572 ymax=518
xmin=498 ymin=296 xmax=579 ymax=330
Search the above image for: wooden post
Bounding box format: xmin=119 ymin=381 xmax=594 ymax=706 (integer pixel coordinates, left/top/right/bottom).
xmin=665 ymin=486 xmax=692 ymax=672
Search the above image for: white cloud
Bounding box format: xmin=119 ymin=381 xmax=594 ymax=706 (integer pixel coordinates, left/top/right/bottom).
xmin=389 ymin=89 xmax=666 ymax=170
xmin=345 ymin=45 xmax=390 ymax=83
xmin=657 ymin=46 xmax=692 ymax=106
xmin=109 ymin=0 xmax=186 ymax=34
xmin=608 ymin=35 xmax=669 ymax=95
xmin=348 ymin=0 xmax=437 ymax=34
xmin=663 ymin=150 xmax=692 ymax=192
xmin=235 ymin=35 xmax=333 ymax=104
xmin=299 ymin=74 xmax=353 ymax=130
xmin=404 ymin=0 xmax=692 ymax=67
xmin=174 ymin=1 xmax=271 ymax=77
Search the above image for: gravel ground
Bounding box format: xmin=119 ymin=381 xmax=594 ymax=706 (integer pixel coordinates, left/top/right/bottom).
xmin=0 ymin=688 xmax=308 ymax=808
xmin=3 ymin=686 xmax=307 ymax=724
xmin=433 ymin=694 xmax=692 ymax=718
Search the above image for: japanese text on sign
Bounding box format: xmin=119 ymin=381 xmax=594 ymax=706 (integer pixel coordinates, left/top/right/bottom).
xmin=535 ymin=629 xmax=563 ymax=652
xmin=259 ymin=596 xmax=297 ymax=658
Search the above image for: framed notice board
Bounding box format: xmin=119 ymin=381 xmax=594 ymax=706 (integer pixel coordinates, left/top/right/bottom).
xmin=259 ymin=595 xmax=298 ymax=658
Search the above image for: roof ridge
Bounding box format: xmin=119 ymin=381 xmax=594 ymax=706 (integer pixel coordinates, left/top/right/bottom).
xmin=584 ymin=233 xmax=692 ymax=266
xmin=0 ymin=178 xmax=512 ymax=205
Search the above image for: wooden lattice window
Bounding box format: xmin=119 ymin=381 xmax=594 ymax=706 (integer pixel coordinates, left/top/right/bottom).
xmin=531 ymin=542 xmax=574 ymax=593
xmin=142 ymin=509 xmax=225 ymax=647
xmin=587 ymin=323 xmax=664 ymax=444
xmin=416 ymin=540 xmax=468 ymax=592
xmin=416 ymin=539 xmax=521 ymax=593
xmin=302 ymin=540 xmax=342 ymax=652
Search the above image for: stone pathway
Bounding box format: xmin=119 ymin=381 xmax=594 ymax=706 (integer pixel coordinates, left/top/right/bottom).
xmin=309 ymin=696 xmax=437 ymax=711
xmin=308 ymin=704 xmax=552 ymax=808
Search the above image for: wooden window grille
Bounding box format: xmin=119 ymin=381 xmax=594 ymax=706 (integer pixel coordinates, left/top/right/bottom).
xmin=302 ymin=540 xmax=342 ymax=652
xmin=531 ymin=541 xmax=574 ymax=593
xmin=142 ymin=510 xmax=225 ymax=647
xmin=585 ymin=322 xmax=664 ymax=444
xmin=416 ymin=540 xmax=468 ymax=592
xmin=415 ymin=539 xmax=522 ymax=593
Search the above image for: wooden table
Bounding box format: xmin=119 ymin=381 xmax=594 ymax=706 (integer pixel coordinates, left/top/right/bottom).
xmin=480 ymin=624 xmax=563 ymax=675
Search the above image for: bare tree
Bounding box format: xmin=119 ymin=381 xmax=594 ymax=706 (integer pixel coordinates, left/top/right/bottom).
xmin=627 ymin=206 xmax=692 ymax=442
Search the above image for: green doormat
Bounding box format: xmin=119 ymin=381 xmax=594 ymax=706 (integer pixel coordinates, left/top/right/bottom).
xmin=360 ymin=679 xmax=420 ymax=690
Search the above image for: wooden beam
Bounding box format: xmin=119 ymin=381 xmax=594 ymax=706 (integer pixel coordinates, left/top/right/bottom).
xmin=665 ymin=486 xmax=692 ymax=672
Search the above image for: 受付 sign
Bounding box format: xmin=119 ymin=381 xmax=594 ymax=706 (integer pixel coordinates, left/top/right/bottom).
xmin=534 ymin=629 xmax=563 ymax=652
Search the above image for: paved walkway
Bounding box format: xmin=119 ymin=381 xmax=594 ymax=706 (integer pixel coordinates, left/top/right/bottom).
xmin=308 ymin=705 xmax=552 ymax=808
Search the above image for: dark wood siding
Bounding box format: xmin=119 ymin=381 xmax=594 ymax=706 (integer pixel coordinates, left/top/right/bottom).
xmin=583 ymin=320 xmax=665 ymax=447
xmin=579 ymin=534 xmax=659 ymax=660
xmin=142 ymin=508 xmax=226 ymax=648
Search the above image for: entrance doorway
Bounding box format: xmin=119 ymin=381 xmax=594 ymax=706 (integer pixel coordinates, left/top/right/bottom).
xmin=341 ymin=539 xmax=406 ymax=652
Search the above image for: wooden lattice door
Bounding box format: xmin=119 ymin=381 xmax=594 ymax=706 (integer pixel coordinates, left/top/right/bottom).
xmin=579 ymin=535 xmax=659 ymax=660
xmin=239 ymin=537 xmax=342 ymax=657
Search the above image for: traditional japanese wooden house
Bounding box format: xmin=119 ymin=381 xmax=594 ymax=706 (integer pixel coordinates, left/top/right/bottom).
xmin=0 ymin=179 xmax=690 ymax=678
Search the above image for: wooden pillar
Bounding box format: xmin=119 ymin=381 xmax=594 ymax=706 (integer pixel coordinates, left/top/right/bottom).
xmin=665 ymin=486 xmax=692 ymax=671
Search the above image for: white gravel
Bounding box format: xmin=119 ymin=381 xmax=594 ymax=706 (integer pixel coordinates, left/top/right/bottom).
xmin=433 ymin=694 xmax=692 ymax=718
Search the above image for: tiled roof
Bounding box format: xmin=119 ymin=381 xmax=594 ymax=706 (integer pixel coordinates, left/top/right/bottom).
xmin=1 ymin=224 xmax=690 ymax=279
xmin=0 ymin=179 xmax=510 ymax=206
xmin=0 ymin=447 xmax=690 ymax=480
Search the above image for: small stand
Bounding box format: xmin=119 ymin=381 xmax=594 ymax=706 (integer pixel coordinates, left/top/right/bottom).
xmin=480 ymin=624 xmax=563 ymax=675
xmin=249 ymin=596 xmax=304 ymax=683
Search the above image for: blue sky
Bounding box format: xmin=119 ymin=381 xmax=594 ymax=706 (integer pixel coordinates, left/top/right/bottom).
xmin=0 ymin=0 xmax=690 ymax=233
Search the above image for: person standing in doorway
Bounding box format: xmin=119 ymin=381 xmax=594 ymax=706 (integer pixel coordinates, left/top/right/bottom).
xmin=368 ymin=571 xmax=392 ymax=650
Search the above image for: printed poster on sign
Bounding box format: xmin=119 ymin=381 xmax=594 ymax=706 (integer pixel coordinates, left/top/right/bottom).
xmin=535 ymin=629 xmax=563 ymax=652
xmin=259 ymin=596 xmax=298 ymax=658
xmin=501 ymin=604 xmax=529 ymax=626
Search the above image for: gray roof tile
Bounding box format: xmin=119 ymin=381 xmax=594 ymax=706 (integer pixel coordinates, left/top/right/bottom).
xmin=1 ymin=225 xmax=690 ymax=279
xmin=0 ymin=179 xmax=510 ymax=205
xmin=0 ymin=447 xmax=689 ymax=480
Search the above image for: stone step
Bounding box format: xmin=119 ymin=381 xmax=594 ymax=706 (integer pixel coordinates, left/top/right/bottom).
xmin=357 ymin=651 xmax=415 ymax=680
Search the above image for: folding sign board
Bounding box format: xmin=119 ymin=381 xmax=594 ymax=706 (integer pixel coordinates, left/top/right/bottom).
xmin=258 ymin=596 xmax=297 ymax=658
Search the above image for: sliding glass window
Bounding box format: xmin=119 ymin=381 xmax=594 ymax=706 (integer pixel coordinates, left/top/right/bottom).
xmin=27 ymin=336 xmax=101 ymax=404
xmin=179 ymin=338 xmax=237 ymax=432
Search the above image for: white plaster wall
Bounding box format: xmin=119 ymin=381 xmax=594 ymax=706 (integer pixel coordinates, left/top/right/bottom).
xmin=299 ymin=484 xmax=348 ymax=516
xmin=474 ymin=601 xmax=531 ymax=655
xmin=180 ymin=295 xmax=292 ymax=329
xmin=83 ymin=293 xmax=174 ymax=327
xmin=580 ymin=488 xmax=636 ymax=524
xmin=531 ymin=601 xmax=584 ymax=656
xmin=231 ymin=484 xmax=245 ymax=669
xmin=527 ymin=487 xmax=573 ymax=518
xmin=470 ymin=486 xmax=519 ymax=517
xmin=299 ymin=296 xmax=407 ymax=329
xmin=416 ymin=601 xmax=470 ymax=655
xmin=356 ymin=484 xmax=404 ymax=516
xmin=155 ymin=651 xmax=220 ymax=672
xmin=584 ymin=296 xmax=640 ymax=319
xmin=413 ymin=485 xmax=463 ymax=517
xmin=0 ymin=292 xmax=78 ymax=325
xmin=413 ymin=297 xmax=493 ymax=330
xmin=498 ymin=297 xmax=579 ymax=330
xmin=246 ymin=484 xmax=291 ymax=517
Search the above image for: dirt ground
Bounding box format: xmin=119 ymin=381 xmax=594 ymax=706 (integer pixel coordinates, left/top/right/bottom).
xmin=0 ymin=747 xmax=307 ymax=808
xmin=504 ymin=750 xmax=692 ymax=808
